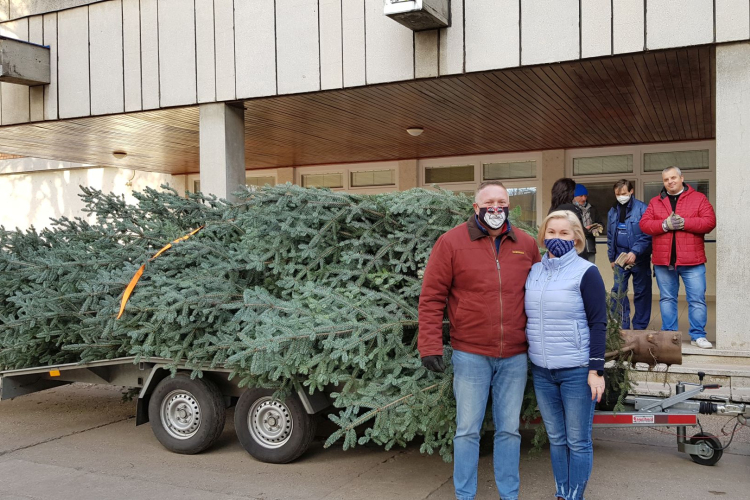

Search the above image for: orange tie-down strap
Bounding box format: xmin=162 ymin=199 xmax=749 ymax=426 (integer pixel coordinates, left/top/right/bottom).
xmin=117 ymin=226 xmax=204 ymax=319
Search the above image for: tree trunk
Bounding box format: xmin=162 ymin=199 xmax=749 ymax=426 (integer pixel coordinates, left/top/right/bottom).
xmin=605 ymin=330 xmax=683 ymax=366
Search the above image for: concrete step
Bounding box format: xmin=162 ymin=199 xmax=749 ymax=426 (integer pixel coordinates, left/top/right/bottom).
xmin=629 ymin=380 xmax=750 ymax=404
xmin=681 ymin=343 xmax=750 ymax=366
xmin=628 ymin=356 xmax=750 ymax=402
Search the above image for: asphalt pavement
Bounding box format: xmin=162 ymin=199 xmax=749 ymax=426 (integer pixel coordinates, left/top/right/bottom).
xmin=0 ymin=384 xmax=747 ymax=499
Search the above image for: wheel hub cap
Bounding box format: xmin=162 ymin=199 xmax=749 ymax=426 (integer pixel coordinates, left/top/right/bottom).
xmin=248 ymin=397 xmax=293 ymax=449
xmin=161 ymin=390 xmax=202 ymax=440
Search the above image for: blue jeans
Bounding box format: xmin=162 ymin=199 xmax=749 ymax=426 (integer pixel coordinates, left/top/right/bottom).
xmin=654 ymin=264 xmax=707 ymax=340
xmin=452 ymin=350 xmax=527 ymax=500
xmin=531 ymin=365 xmax=596 ymax=500
xmin=611 ymin=263 xmax=652 ymax=330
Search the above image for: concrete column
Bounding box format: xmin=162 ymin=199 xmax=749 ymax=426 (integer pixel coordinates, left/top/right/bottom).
xmin=276 ymin=167 xmax=294 ymax=185
xmin=715 ymin=42 xmax=750 ymax=351
xmin=398 ymin=159 xmax=418 ymax=190
xmin=541 ymin=150 xmax=565 ymax=216
xmin=199 ymin=103 xmax=245 ymax=200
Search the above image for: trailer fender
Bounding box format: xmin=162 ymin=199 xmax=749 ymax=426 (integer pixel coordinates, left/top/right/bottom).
xmin=293 ymin=380 xmax=331 ymax=415
xmin=136 ymin=364 xmax=171 ymax=425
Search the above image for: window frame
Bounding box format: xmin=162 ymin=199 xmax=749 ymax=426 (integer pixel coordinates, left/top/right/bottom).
xmin=566 ymin=140 xmax=715 ymax=239
xmin=184 ymin=169 xmax=280 ymax=194
xmin=295 ymin=161 xmax=400 ymax=194
xmin=420 ymin=152 xmax=543 ymax=227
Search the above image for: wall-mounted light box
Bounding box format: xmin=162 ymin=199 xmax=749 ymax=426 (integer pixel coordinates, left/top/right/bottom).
xmin=384 ymin=0 xmax=450 ymax=31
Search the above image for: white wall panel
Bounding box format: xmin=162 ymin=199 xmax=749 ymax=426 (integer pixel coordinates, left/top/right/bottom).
xmin=439 ymin=0 xmax=463 ymax=75
xmin=0 ymin=0 xmax=8 ymax=21
xmin=612 ymin=0 xmax=643 ymax=54
xmin=716 ymin=0 xmax=750 ymax=42
xmin=140 ymin=0 xmax=160 ymax=109
xmin=28 ymin=14 xmax=44 ymax=121
xmin=9 ymin=1 xmax=97 ymax=20
xmin=89 ymin=0 xmax=124 ymax=115
xmin=195 ymin=0 xmax=215 ymax=103
xmin=319 ymin=0 xmax=342 ymax=90
xmin=716 ymin=42 xmax=750 ymax=350
xmin=158 ymin=0 xmax=197 ymax=107
xmin=0 ymin=18 xmax=30 ymax=124
xmin=42 ymin=13 xmax=57 ymax=120
xmin=415 ymin=30 xmax=438 ymax=78
xmin=581 ymin=0 xmax=611 ymax=58
xmin=647 ymin=0 xmax=714 ymax=50
xmin=122 ymin=0 xmax=141 ymax=111
xmin=57 ymin=7 xmax=89 ymax=118
xmin=342 ymin=0 xmax=365 ymax=87
xmin=276 ymin=0 xmax=319 ymax=94
xmin=214 ymin=0 xmax=235 ymax=101
xmin=235 ymin=0 xmax=276 ymax=98
xmin=364 ymin=0 xmax=413 ymax=84
xmin=522 ymin=0 xmax=579 ymax=65
xmin=465 ymin=0 xmax=519 ymax=71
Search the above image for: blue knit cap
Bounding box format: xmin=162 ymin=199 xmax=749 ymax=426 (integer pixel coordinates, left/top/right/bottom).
xmin=574 ymin=184 xmax=588 ymax=196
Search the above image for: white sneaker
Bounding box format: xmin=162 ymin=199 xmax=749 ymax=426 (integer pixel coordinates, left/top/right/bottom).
xmin=691 ymin=337 xmax=713 ymax=349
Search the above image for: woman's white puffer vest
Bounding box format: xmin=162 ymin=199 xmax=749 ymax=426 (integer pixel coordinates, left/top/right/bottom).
xmin=525 ymin=248 xmax=595 ymax=369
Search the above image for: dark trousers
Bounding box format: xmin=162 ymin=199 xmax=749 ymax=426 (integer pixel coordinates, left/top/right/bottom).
xmin=612 ymin=262 xmax=652 ymax=330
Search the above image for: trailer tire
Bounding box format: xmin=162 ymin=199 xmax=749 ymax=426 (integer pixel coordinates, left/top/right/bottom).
xmin=688 ymin=432 xmax=723 ymax=466
xmin=148 ymin=373 xmax=226 ymax=455
xmin=234 ymin=388 xmax=317 ymax=464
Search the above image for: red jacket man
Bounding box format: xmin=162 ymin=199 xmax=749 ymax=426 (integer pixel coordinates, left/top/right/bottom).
xmin=639 ymin=167 xmax=716 ymax=348
xmin=417 ymin=181 xmax=540 ymax=499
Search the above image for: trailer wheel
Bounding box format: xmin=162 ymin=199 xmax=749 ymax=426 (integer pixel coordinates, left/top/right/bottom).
xmin=234 ymin=388 xmax=317 ymax=464
xmin=689 ymin=432 xmax=723 ymax=466
xmin=148 ymin=373 xmax=226 ymax=454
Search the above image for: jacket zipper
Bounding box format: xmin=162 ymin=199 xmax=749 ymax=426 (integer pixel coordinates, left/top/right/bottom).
xmin=664 ymin=194 xmax=678 ymax=266
xmin=489 ymin=238 xmax=504 ymax=356
xmin=539 ymin=271 xmax=552 ymax=368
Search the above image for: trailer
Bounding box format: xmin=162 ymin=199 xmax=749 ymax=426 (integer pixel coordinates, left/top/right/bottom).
xmin=0 ymin=357 xmax=330 ymax=464
xmin=592 ymin=372 xmax=749 ymax=466
xmin=1 ymin=361 xmax=747 ymax=466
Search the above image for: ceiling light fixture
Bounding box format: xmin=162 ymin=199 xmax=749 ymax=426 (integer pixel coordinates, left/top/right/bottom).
xmin=406 ymin=127 xmax=424 ymax=137
xmin=112 ymin=150 xmax=127 ymax=160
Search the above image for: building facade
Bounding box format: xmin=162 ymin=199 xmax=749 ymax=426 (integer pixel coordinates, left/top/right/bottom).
xmin=0 ymin=0 xmax=747 ymax=350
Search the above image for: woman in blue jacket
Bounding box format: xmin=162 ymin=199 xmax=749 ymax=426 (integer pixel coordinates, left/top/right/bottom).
xmin=525 ymin=210 xmax=607 ymax=500
xmin=606 ymin=179 xmax=653 ymax=330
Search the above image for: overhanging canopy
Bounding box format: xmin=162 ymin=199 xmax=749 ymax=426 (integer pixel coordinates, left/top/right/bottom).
xmin=0 ymin=46 xmax=714 ymax=174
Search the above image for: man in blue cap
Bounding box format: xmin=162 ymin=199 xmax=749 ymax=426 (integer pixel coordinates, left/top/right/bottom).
xmin=574 ymin=184 xmax=602 ymax=263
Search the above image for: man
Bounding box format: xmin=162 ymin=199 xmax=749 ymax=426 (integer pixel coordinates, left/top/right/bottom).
xmin=418 ymin=181 xmax=540 ymax=500
xmin=640 ymin=167 xmax=716 ymax=348
xmin=573 ymin=184 xmax=602 ymax=263
xmin=606 ymin=179 xmax=652 ymax=330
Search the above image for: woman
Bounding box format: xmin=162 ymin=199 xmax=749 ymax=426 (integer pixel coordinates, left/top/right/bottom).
xmin=549 ymin=177 xmax=595 ymax=262
xmin=525 ymin=210 xmax=607 ymax=500
xmin=548 ymin=178 xmax=581 ymax=217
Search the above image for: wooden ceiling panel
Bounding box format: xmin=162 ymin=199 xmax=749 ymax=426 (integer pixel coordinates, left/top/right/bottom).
xmin=0 ymin=46 xmax=715 ymax=175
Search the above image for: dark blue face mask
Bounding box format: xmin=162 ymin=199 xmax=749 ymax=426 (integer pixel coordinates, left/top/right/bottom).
xmin=544 ymin=238 xmax=576 ymax=257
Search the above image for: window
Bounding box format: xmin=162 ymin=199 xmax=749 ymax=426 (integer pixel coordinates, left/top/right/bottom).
xmin=483 ymin=161 xmax=536 ymax=180
xmin=643 ymin=150 xmax=709 ymax=172
xmin=507 ymin=187 xmax=537 ymax=228
xmin=424 ymin=165 xmax=474 ymax=184
xmin=301 ymin=172 xmax=343 ymax=189
xmin=643 ymin=179 xmax=710 ymax=204
xmin=350 ymin=169 xmax=396 ymax=187
xmin=246 ymin=175 xmax=275 ymax=187
xmin=193 ymin=180 xmax=200 ymax=193
xmin=573 ymin=155 xmax=633 ymax=175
